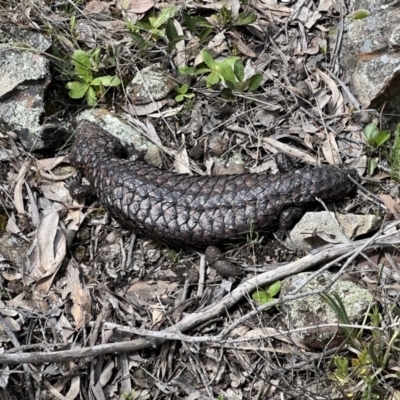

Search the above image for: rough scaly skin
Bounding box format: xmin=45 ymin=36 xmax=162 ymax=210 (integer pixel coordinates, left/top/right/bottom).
xmin=69 ymin=122 xmax=360 ymax=248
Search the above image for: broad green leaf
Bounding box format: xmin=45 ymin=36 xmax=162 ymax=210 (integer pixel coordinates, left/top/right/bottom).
xmin=234 ymin=60 xmax=245 ymax=82
xmin=134 ymin=21 xmax=152 ymax=32
xmin=206 ymin=71 xmax=220 ymax=87
xmin=178 ymin=65 xmax=196 ymax=75
xmin=85 ymin=86 xmax=97 ymax=106
xmin=368 ymin=159 xmax=377 ymax=176
xmin=220 ymin=88 xmax=234 ymax=98
xmin=192 ymin=66 xmax=212 ymax=75
xmin=153 ymin=7 xmax=177 ymax=29
xmin=166 ymin=19 xmax=178 ymax=41
xmin=374 ymin=130 xmax=390 ymax=147
xmin=266 ymin=281 xmax=281 ymax=297
xmin=252 ymin=290 xmax=268 ymax=305
xmin=179 ymin=84 xmax=188 ymax=94
xmin=72 ymin=50 xmax=92 ymax=83
xmin=149 ymin=28 xmax=166 ymax=38
xmin=221 ymin=56 xmax=239 ymax=67
xmin=217 ymin=62 xmax=237 ymax=85
xmin=235 ymin=81 xmax=249 ymax=92
xmin=91 ymin=76 xmax=121 ymax=87
xmin=201 ymin=49 xmax=215 ymax=70
xmin=184 ymin=92 xmax=195 ymax=98
xmin=248 ymin=73 xmax=263 ymax=91
xmin=363 ymin=123 xmax=379 ymax=141
xmin=175 ymin=94 xmax=184 ymax=102
xmin=66 ymin=81 xmax=89 ymax=99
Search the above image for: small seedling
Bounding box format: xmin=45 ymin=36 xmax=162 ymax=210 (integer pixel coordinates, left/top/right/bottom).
xmin=252 ymin=281 xmax=281 ymax=305
xmin=178 ymin=49 xmax=262 ymax=95
xmin=210 ymin=5 xmax=257 ymax=29
xmin=174 ymin=84 xmax=195 ymax=102
xmin=363 ymin=122 xmax=391 ymax=176
xmin=66 ymin=49 xmax=121 ymax=105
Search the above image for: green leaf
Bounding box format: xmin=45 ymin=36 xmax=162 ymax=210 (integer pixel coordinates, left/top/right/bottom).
xmin=248 ymin=73 xmax=263 ymax=91
xmin=235 ymin=81 xmax=249 ymax=92
xmin=175 ymin=94 xmax=184 ymax=102
xmin=179 ymin=84 xmax=188 ymax=94
xmin=206 ymin=70 xmax=220 ymax=87
xmin=129 ymin=32 xmax=150 ymax=51
xmin=192 ymin=66 xmax=212 ymax=75
xmin=220 ymin=88 xmax=234 ymax=98
xmin=72 ymin=50 xmax=92 ymax=83
xmin=201 ymin=49 xmax=215 ymax=70
xmin=91 ymin=75 xmax=121 ymax=87
xmin=183 ymin=12 xmax=196 ymax=34
xmin=165 ymin=18 xmax=178 ymax=41
xmin=134 ymin=20 xmax=153 ymax=32
xmin=266 ymin=281 xmax=281 ymax=297
xmin=217 ymin=62 xmax=237 ymax=85
xmin=252 ymin=290 xmax=269 ymax=305
xmin=368 ymin=159 xmax=377 ymax=176
xmin=199 ymin=27 xmax=213 ymax=44
xmin=66 ymin=81 xmax=89 ymax=99
xmin=153 ymin=7 xmax=177 ymax=29
xmin=363 ymin=123 xmax=379 ymax=141
xmin=234 ymin=60 xmax=245 ymax=82
xmin=235 ymin=13 xmax=257 ymax=26
xmin=184 ymin=92 xmax=195 ymax=99
xmin=167 ymin=36 xmax=185 ymax=52
xmin=85 ymin=86 xmax=97 ymax=106
xmin=374 ymin=130 xmax=390 ymax=147
xmin=178 ymin=65 xmax=196 ymax=75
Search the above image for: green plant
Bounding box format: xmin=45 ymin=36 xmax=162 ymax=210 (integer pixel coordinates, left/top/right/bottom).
xmin=252 ymin=281 xmax=281 ymax=305
xmin=167 ymin=250 xmax=181 ymax=263
xmin=178 ymin=49 xmax=262 ymax=95
xmin=121 ymin=389 xmax=136 ymax=400
xmin=324 ymin=294 xmax=400 ymax=399
xmin=182 ymin=13 xmax=214 ymax=44
xmin=363 ymin=122 xmax=391 ymax=176
xmin=174 ymin=84 xmax=195 ymax=102
xmin=351 ymin=9 xmax=370 ymax=20
xmin=66 ymin=49 xmax=121 ymax=105
xmin=210 ymin=5 xmax=257 ymax=29
xmin=126 ymin=7 xmax=183 ymax=51
xmin=390 ymin=123 xmax=400 ymax=182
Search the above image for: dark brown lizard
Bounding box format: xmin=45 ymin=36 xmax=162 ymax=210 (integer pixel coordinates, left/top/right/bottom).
xmin=69 ymin=121 xmax=360 ymax=248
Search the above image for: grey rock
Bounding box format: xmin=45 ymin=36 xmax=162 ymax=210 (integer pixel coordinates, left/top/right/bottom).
xmin=0 ymin=27 xmax=68 ymax=151
xmin=340 ymin=5 xmax=400 ymax=108
xmin=126 ymin=63 xmax=175 ymax=105
xmin=77 ymin=108 xmax=162 ymax=166
xmin=280 ymin=271 xmax=373 ymax=349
